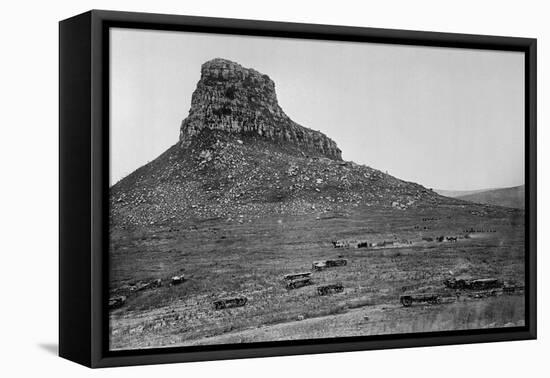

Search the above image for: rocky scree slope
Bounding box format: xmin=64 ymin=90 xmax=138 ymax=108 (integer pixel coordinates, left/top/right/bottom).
xmin=110 ymin=59 xmax=460 ymax=228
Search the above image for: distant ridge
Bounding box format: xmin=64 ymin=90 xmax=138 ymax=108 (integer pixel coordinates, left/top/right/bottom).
xmin=454 ymin=185 xmax=525 ymax=209
xmin=434 ymin=188 xmax=493 ymax=198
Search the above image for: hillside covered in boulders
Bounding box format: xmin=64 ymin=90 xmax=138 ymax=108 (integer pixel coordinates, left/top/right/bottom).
xmin=110 ymin=58 xmax=465 ymax=229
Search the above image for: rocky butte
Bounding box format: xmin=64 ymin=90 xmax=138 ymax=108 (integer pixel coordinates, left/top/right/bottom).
xmin=109 ymin=58 xmax=482 ymax=227
xmin=179 ymin=58 xmax=342 ymax=160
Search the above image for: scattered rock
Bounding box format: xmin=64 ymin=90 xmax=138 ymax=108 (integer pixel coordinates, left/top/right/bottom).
xmin=130 ymin=278 xmax=162 ymax=292
xmin=109 ymin=58 xmax=467 ymax=228
xmin=171 ymin=275 xmax=185 ymax=285
xmin=108 ymin=295 xmax=126 ymax=309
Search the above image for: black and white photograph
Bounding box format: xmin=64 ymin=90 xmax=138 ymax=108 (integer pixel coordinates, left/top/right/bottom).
xmin=3 ymin=0 xmax=549 ymax=374
xmin=107 ymin=27 xmax=528 ymax=351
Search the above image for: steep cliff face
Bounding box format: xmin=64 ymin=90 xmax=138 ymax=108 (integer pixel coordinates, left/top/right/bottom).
xmin=179 ymin=58 xmax=342 ymax=160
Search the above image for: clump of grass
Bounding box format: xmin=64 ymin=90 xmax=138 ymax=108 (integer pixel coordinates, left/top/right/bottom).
xmin=419 ymin=295 xmax=525 ymax=332
xmin=345 ymin=297 xmax=375 ymax=309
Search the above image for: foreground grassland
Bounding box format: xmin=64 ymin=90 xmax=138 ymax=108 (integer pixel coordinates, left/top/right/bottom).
xmin=109 ymin=204 xmax=525 ymax=350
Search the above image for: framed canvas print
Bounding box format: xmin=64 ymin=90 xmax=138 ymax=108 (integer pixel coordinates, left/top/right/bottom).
xmin=59 ymin=10 xmax=536 ymax=368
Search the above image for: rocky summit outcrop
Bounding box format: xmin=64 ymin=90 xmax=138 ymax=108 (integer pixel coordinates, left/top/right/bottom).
xmin=179 ymin=58 xmax=342 ymax=160
xmin=110 ymin=59 xmax=513 ymax=228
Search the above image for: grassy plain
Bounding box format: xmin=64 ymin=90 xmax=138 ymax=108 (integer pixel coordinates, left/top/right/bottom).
xmin=109 ymin=204 xmax=525 ymax=350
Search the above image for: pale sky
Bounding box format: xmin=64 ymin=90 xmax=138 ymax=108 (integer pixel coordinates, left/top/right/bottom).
xmin=110 ymin=28 xmax=525 ymax=190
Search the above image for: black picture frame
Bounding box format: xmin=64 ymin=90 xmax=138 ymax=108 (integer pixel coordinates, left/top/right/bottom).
xmin=59 ymin=9 xmax=537 ymax=368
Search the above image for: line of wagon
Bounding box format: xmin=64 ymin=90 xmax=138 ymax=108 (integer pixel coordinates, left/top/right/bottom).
xmin=399 ymin=278 xmax=524 ymax=307
xmin=110 ymin=234 xmax=520 ymax=315
xmin=214 ymin=257 xmax=350 ymax=310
